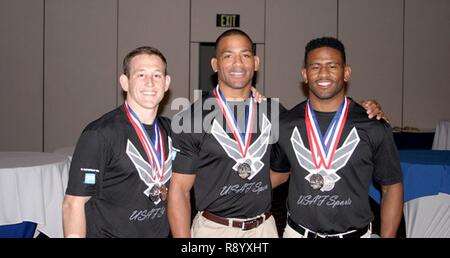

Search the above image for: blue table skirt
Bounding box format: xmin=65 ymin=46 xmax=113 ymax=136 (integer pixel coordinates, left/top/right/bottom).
xmin=370 ymin=150 xmax=450 ymax=204
xmin=0 ymin=221 xmax=37 ymax=238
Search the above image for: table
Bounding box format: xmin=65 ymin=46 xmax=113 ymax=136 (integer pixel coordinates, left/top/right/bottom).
xmin=0 ymin=152 xmax=70 ymax=238
xmin=53 ymin=146 xmax=75 ymax=161
xmin=369 ymin=150 xmax=450 ymax=238
xmin=393 ymin=131 xmax=435 ymax=150
xmin=432 ymin=121 xmax=450 ymax=150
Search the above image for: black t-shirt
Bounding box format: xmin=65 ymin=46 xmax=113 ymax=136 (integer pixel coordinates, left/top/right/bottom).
xmin=171 ymin=91 xmax=286 ymax=218
xmin=66 ymin=105 xmax=172 ymax=238
xmin=271 ymin=99 xmax=402 ymax=233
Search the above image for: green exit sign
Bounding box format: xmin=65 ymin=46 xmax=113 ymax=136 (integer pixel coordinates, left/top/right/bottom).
xmin=216 ymin=14 xmax=240 ymax=27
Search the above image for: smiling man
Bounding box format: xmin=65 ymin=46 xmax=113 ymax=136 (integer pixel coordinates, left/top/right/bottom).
xmin=270 ymin=37 xmax=404 ymax=238
xmin=63 ymin=46 xmax=173 ymax=238
xmin=168 ymin=29 xmax=282 ymax=238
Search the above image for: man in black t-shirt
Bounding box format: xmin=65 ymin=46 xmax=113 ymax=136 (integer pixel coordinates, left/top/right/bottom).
xmin=168 ymin=29 xmax=282 ymax=238
xmin=63 ymin=46 xmax=173 ymax=237
xmin=271 ymin=37 xmax=404 ymax=238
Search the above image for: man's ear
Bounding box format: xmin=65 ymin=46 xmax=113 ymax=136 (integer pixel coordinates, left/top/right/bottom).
xmin=119 ymin=74 xmax=129 ymax=92
xmin=164 ymin=75 xmax=171 ymax=92
xmin=301 ymin=68 xmax=308 ymax=83
xmin=344 ymin=65 xmax=352 ymax=82
xmin=211 ymin=57 xmax=218 ymax=73
xmin=254 ymin=55 xmax=260 ymax=71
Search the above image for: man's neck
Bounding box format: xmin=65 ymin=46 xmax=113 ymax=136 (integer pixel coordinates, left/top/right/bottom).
xmin=126 ymin=100 xmax=158 ymax=125
xmin=309 ymin=94 xmax=345 ymax=112
xmin=218 ymin=84 xmax=251 ymax=101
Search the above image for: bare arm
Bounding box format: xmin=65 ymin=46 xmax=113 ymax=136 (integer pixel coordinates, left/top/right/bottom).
xmin=271 ymin=170 xmax=290 ymax=189
xmin=62 ymin=195 xmax=91 ymax=238
xmin=380 ymin=182 xmax=403 ymax=238
xmin=168 ymin=172 xmax=196 ymax=238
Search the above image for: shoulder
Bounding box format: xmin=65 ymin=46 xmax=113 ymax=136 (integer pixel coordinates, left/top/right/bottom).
xmin=84 ymin=106 xmax=124 ymax=131
xmin=280 ymin=100 xmax=307 ymax=122
xmin=82 ymin=106 xmax=133 ymax=145
xmin=348 ymin=99 xmax=390 ymax=129
xmin=347 ymin=100 xmax=393 ymax=149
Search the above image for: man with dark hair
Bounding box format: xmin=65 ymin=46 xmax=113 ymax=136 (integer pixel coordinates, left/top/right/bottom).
xmin=63 ymin=46 xmax=173 ymax=237
xmin=271 ymin=37 xmax=404 ymax=238
xmin=167 ymin=30 xmax=385 ymax=238
xmin=168 ymin=29 xmax=282 ymax=238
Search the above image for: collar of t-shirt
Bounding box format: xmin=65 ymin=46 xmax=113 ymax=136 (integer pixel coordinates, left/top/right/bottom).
xmin=313 ymin=110 xmax=336 ymax=136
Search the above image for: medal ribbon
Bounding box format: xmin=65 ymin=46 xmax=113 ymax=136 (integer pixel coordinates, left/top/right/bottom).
xmin=124 ymin=102 xmax=165 ymax=181
xmin=213 ymin=85 xmax=255 ymax=158
xmin=305 ymin=98 xmax=349 ymax=169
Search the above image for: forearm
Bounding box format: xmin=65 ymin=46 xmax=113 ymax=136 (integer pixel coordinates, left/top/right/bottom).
xmin=380 ymin=183 xmax=404 ymax=238
xmin=270 ymin=170 xmax=290 ymax=189
xmin=168 ymin=190 xmax=192 ymax=238
xmin=62 ymin=196 xmax=88 ymax=238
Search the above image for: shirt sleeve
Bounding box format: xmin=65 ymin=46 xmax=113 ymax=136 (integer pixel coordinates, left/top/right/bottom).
xmin=372 ymin=125 xmax=403 ymax=185
xmin=65 ymin=129 xmax=106 ymax=197
xmin=270 ymin=142 xmax=291 ymax=172
xmin=171 ymin=127 xmax=200 ymax=175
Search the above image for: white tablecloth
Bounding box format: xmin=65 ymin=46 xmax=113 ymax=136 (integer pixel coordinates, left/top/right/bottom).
xmin=369 ymin=150 xmax=450 ymax=238
xmin=432 ymin=121 xmax=450 ymax=150
xmin=0 ymin=152 xmax=70 ymax=238
xmin=404 ymin=193 xmax=450 ymax=238
xmin=53 ymin=146 xmax=75 ymax=161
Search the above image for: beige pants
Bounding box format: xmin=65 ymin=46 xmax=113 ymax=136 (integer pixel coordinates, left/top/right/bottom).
xmin=191 ymin=211 xmax=279 ymax=238
xmin=283 ymin=223 xmax=372 ymax=238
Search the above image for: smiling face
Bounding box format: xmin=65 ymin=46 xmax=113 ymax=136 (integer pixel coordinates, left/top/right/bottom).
xmin=302 ymin=47 xmax=351 ymax=104
xmin=211 ymin=34 xmax=260 ymax=91
xmin=120 ymin=53 xmax=170 ymax=114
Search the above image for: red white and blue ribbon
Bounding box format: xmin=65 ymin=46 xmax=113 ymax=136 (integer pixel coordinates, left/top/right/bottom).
xmin=305 ymin=97 xmax=349 ymax=169
xmin=124 ymin=102 xmax=165 ymax=181
xmin=213 ymin=85 xmax=255 ymax=158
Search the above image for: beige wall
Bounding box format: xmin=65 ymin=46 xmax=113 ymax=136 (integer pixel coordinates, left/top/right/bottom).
xmin=265 ymin=0 xmax=338 ymax=109
xmin=1 ymin=0 xmax=449 ymax=151
xmin=44 ymin=0 xmax=118 ymax=152
xmin=118 ymin=0 xmax=190 ymax=118
xmin=0 ymin=0 xmax=44 ymax=151
xmin=339 ymin=0 xmax=404 ymax=128
xmin=403 ymin=0 xmax=450 ymax=130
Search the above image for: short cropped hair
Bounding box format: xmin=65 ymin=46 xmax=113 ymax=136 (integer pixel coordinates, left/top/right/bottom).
xmin=304 ymin=37 xmax=346 ymax=66
xmin=122 ymin=46 xmax=168 ymax=77
xmin=215 ymin=29 xmax=255 ymax=55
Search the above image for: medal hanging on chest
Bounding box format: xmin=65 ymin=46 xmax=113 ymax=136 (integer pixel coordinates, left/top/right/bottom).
xmin=124 ymin=102 xmax=167 ymax=202
xmin=305 ymin=98 xmax=349 ymax=191
xmin=213 ymin=86 xmax=255 ymax=180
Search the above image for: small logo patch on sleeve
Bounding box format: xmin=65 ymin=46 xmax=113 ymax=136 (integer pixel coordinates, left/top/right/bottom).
xmin=172 ymin=147 xmax=180 ymax=161
xmin=84 ymin=173 xmax=96 ymax=185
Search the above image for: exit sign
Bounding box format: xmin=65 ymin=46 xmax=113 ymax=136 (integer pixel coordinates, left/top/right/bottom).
xmin=216 ymin=14 xmax=240 ymax=27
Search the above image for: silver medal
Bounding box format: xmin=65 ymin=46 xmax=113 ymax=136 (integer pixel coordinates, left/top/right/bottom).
xmin=321 ymin=175 xmax=335 ymax=191
xmin=237 ymin=162 xmax=252 ymax=179
xmin=309 ymin=174 xmax=324 ymax=190
xmin=149 ymin=184 xmax=161 ymax=202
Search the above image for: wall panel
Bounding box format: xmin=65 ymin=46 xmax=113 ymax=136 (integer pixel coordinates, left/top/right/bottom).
xmin=403 ymin=0 xmax=450 ymax=130
xmin=45 ymin=0 xmax=117 ymax=151
xmin=265 ymin=0 xmax=337 ymax=109
xmin=118 ymin=0 xmax=190 ymax=118
xmin=0 ymin=0 xmax=44 ymax=151
xmin=339 ymin=0 xmax=403 ymax=128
